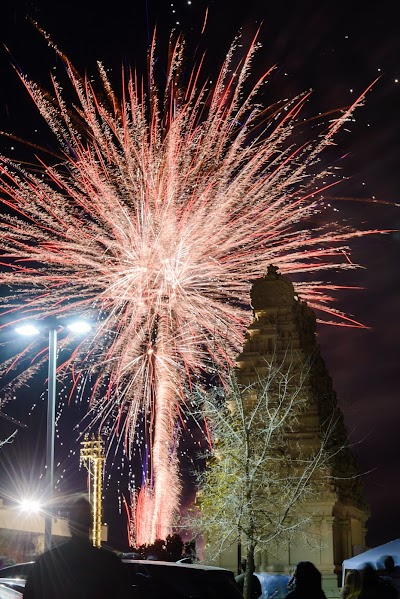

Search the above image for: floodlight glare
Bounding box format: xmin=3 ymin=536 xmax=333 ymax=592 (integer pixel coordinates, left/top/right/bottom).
xmin=19 ymin=498 xmax=41 ymax=513
xmin=15 ymin=324 xmax=40 ymax=336
xmin=67 ymin=320 xmax=91 ymax=334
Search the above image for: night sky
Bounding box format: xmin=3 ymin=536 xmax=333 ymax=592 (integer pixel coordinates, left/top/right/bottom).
xmin=0 ymin=0 xmax=399 ymax=551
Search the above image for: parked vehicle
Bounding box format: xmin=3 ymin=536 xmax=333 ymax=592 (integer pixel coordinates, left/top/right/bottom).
xmin=0 ymin=564 xmax=33 ymax=599
xmin=0 ymin=578 xmax=25 ymax=599
xmin=122 ymin=559 xmax=244 ymax=598
xmin=0 ymin=558 xmax=243 ymax=599
xmin=0 ymin=564 xmax=33 ymax=580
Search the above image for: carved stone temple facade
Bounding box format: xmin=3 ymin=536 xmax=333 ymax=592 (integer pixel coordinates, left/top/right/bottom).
xmin=213 ymin=266 xmax=369 ymax=595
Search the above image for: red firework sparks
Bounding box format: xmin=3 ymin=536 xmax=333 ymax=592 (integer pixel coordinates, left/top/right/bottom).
xmin=0 ymin=29 xmax=383 ymax=544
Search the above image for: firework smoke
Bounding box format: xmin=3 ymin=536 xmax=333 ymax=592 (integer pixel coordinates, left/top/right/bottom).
xmin=0 ymin=29 xmax=379 ymax=544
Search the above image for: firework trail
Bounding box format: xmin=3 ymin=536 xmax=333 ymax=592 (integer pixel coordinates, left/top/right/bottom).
xmin=0 ymin=29 xmax=380 ymax=544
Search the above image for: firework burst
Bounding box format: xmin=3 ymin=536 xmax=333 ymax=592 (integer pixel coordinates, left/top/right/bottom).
xmin=0 ymin=29 xmax=380 ymax=544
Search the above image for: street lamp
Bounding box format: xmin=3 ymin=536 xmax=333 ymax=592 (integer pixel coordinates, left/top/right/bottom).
xmin=16 ymin=317 xmax=91 ymax=551
xmin=19 ymin=498 xmax=41 ymax=513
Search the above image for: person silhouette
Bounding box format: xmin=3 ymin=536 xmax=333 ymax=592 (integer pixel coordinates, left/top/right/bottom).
xmin=341 ymin=569 xmax=362 ymax=598
xmin=284 ymin=561 xmax=326 ymax=599
xmin=23 ymin=495 xmax=129 ymax=599
xmin=235 ymin=558 xmax=262 ymax=599
xmin=381 ymin=556 xmax=400 ymax=598
xmin=358 ymin=562 xmax=396 ymax=599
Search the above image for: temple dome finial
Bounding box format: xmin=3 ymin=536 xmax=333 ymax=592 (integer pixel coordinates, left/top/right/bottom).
xmin=251 ymin=264 xmax=296 ymax=310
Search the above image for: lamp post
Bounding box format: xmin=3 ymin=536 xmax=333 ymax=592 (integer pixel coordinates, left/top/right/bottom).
xmin=16 ymin=317 xmax=91 ymax=551
xmin=44 ymin=324 xmax=57 ymax=552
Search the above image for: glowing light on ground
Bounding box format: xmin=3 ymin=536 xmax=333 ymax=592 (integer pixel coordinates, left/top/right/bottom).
xmin=0 ymin=29 xmax=381 ymax=544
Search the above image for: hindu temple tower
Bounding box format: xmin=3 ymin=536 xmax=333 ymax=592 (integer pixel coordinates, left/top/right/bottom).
xmin=215 ymin=266 xmax=369 ymax=596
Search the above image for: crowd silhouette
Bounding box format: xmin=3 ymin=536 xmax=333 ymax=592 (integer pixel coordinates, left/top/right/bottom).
xmin=341 ymin=557 xmax=400 ymax=599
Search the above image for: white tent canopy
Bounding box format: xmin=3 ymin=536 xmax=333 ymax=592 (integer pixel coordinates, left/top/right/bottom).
xmin=342 ymin=539 xmax=400 ymax=586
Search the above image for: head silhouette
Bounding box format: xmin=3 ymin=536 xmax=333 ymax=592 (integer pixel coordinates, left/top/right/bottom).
xmin=359 ymin=562 xmax=380 ymax=592
xmin=344 ymin=569 xmax=362 ymax=596
xmin=293 ymin=561 xmax=322 ymax=592
xmin=67 ymin=496 xmax=92 ymax=538
xmin=384 ymin=555 xmax=395 ymax=572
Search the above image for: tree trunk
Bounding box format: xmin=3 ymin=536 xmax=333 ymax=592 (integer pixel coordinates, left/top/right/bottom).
xmin=243 ymin=543 xmax=256 ymax=599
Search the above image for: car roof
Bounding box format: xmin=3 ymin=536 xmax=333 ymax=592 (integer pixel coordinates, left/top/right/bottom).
xmin=0 ymin=563 xmax=33 ymax=571
xmin=0 ymin=578 xmax=25 ymax=598
xmin=122 ymin=559 xmax=232 ymax=572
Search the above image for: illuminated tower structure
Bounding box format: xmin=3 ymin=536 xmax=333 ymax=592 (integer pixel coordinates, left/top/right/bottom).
xmin=217 ymin=266 xmax=369 ymax=594
xmin=80 ymin=435 xmax=105 ymax=548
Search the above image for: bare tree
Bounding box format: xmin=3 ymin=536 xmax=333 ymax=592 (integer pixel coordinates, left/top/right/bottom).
xmin=188 ymin=352 xmax=344 ymax=599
